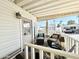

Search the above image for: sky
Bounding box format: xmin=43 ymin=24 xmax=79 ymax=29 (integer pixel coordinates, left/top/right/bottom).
xmin=38 ymin=15 xmax=79 ymax=27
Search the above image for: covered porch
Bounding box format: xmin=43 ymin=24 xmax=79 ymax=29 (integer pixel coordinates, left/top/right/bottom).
xmin=0 ymin=0 xmax=79 ymax=59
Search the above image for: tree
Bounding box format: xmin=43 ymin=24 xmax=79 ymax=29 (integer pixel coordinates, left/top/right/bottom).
xmin=67 ymin=20 xmax=76 ymax=25
xmin=57 ymin=20 xmax=63 ymax=27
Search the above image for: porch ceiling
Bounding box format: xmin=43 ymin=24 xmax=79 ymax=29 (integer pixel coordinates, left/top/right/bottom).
xmin=14 ymin=0 xmax=79 ymax=21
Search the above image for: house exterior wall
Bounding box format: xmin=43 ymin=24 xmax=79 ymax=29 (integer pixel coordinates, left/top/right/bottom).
xmin=0 ymin=0 xmax=37 ymax=58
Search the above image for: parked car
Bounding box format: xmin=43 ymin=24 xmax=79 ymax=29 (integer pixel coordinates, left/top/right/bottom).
xmin=62 ymin=26 xmax=77 ymax=33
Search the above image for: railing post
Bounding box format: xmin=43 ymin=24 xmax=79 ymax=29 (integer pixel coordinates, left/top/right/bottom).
xmin=67 ymin=37 xmax=70 ymax=50
xmin=64 ymin=36 xmax=68 ymax=51
xmin=68 ymin=37 xmax=70 ymax=50
xmin=25 ymin=46 xmax=28 ymax=59
xmin=39 ymin=50 xmax=43 ymax=59
xmin=74 ymin=40 xmax=76 ymax=53
xmin=69 ymin=38 xmax=72 ymax=49
xmin=31 ymin=48 xmax=35 ymax=59
xmin=78 ymin=42 xmax=79 ymax=54
xmin=67 ymin=58 xmax=73 ymax=59
xmin=70 ymin=39 xmax=72 ymax=48
xmin=50 ymin=53 xmax=54 ymax=59
xmin=75 ymin=41 xmax=78 ymax=54
xmin=72 ymin=39 xmax=75 ymax=53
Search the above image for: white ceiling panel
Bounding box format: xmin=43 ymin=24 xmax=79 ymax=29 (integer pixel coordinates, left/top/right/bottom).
xmin=31 ymin=1 xmax=79 ymax=15
xmin=14 ymin=0 xmax=79 ymax=20
xmin=27 ymin=0 xmax=74 ymax=12
xmin=23 ymin=0 xmax=57 ymax=10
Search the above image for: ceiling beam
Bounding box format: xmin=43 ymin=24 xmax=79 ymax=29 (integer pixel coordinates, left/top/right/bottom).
xmin=8 ymin=0 xmax=15 ymax=2
xmin=29 ymin=0 xmax=79 ymax=13
xmin=22 ymin=0 xmax=40 ymax=8
xmin=33 ymin=3 xmax=79 ymax=17
xmin=23 ymin=0 xmax=56 ymax=10
xmin=37 ymin=11 xmax=79 ymax=21
xmin=27 ymin=0 xmax=75 ymax=12
xmin=14 ymin=0 xmax=22 ymax=3
xmin=35 ymin=7 xmax=79 ymax=17
xmin=16 ymin=0 xmax=33 ymax=6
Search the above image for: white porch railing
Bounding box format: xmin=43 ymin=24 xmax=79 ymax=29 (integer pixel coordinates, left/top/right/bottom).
xmin=25 ymin=43 xmax=79 ymax=59
xmin=53 ymin=31 xmax=79 ymax=55
xmin=62 ymin=34 xmax=79 ymax=54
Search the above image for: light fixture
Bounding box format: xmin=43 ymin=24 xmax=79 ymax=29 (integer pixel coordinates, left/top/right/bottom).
xmin=16 ymin=12 xmax=22 ymax=19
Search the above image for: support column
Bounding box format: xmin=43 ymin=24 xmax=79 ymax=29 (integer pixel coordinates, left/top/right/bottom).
xmin=46 ymin=20 xmax=48 ymax=35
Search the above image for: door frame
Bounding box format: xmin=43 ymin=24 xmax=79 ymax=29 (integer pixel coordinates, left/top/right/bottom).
xmin=22 ymin=18 xmax=33 ymax=45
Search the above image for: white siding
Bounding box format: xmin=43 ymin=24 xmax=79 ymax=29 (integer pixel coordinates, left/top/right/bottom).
xmin=0 ymin=0 xmax=37 ymax=58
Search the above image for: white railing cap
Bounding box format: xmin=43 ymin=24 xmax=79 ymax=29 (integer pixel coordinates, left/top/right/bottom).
xmin=25 ymin=43 xmax=79 ymax=59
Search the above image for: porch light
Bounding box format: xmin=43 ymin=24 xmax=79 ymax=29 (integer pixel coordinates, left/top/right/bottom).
xmin=16 ymin=12 xmax=22 ymax=19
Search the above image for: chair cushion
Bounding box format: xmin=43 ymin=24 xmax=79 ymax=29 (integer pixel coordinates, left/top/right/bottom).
xmin=36 ymin=39 xmax=44 ymax=45
xmin=50 ymin=34 xmax=60 ymax=39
